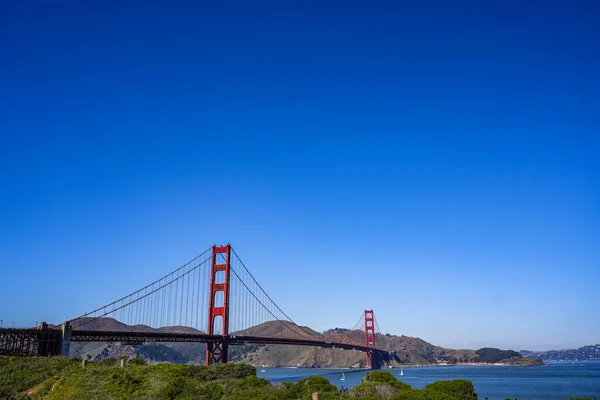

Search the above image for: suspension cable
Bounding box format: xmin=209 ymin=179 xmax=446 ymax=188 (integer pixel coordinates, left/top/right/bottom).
xmin=71 ymin=256 xmax=212 ymax=329
xmin=228 ymin=248 xmax=320 ymax=340
xmin=71 ymin=247 xmax=212 ymax=321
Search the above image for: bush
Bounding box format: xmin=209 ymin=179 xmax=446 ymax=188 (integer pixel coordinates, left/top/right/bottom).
xmin=366 ymin=372 xmax=399 ymax=384
xmin=157 ymin=376 xmax=187 ymax=399
xmin=345 ymin=372 xmax=411 ymax=399
xmin=563 ymin=398 xmax=598 ymax=400
xmin=96 ymin=357 xmax=120 ymax=366
xmin=129 ymin=358 xmax=147 ymax=366
xmin=226 ymin=387 xmax=279 ymax=400
xmin=238 ymin=375 xmax=271 ymax=389
xmin=0 ymin=356 xmax=77 ymax=399
xmin=393 ymin=388 xmax=455 ymax=399
xmin=185 ymin=362 xmax=256 ymax=381
xmin=364 ymin=371 xmax=411 ymax=390
xmin=348 ymin=381 xmax=404 ymax=399
xmin=423 ymin=380 xmax=477 ymax=400
xmin=283 ymin=375 xmax=340 ymax=399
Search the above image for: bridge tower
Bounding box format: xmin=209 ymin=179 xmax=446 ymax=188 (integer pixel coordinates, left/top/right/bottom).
xmin=364 ymin=309 xmax=376 ymax=369
xmin=206 ymin=244 xmax=232 ymax=365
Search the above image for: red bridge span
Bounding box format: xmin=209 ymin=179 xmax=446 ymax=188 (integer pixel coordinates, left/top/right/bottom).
xmin=1 ymin=245 xmax=391 ymax=369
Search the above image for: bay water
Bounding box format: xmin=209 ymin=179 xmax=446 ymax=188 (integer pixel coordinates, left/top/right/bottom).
xmin=261 ymin=362 xmax=600 ymax=399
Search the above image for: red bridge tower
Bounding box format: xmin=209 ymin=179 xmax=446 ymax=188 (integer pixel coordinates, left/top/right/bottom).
xmin=206 ymin=244 xmax=231 ymax=365
xmin=364 ymin=309 xmax=376 ymax=368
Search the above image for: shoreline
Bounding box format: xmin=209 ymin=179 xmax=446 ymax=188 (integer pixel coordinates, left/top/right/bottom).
xmin=385 ymin=362 xmax=546 ymax=368
xmin=267 ymin=362 xmax=544 ymax=370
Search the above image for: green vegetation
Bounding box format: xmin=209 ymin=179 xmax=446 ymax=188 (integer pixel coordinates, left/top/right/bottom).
xmin=475 ymin=348 xmax=521 ymax=363
xmin=422 ymin=380 xmax=477 ymax=400
xmin=500 ymin=356 xmax=545 ymax=366
xmin=0 ymin=356 xmax=76 ymax=399
xmin=503 ymin=398 xmax=596 ymax=400
xmin=0 ymin=356 xmax=594 ymax=400
xmin=0 ymin=356 xmax=255 ymax=400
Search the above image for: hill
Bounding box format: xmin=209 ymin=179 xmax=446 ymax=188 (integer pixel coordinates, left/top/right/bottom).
xmin=521 ymin=344 xmax=600 ymax=361
xmin=67 ymin=318 xmax=543 ymax=367
xmin=475 ymin=348 xmax=521 ymax=363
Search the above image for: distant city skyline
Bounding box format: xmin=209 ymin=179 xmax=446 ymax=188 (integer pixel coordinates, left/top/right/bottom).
xmin=1 ymin=1 xmax=598 ymax=352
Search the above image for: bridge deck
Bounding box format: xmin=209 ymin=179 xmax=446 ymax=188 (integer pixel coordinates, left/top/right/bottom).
xmin=1 ymin=328 xmax=386 ymax=359
xmin=70 ymin=330 xmax=380 ymax=353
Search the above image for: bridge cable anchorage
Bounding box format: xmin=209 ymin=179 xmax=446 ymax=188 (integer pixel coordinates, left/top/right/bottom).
xmin=70 ymin=247 xmax=213 ymax=330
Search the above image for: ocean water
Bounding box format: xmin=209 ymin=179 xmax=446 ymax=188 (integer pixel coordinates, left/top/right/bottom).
xmin=261 ymin=362 xmax=600 ymax=400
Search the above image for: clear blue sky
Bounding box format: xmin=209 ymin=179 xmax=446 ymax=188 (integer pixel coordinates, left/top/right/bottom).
xmin=1 ymin=1 xmax=598 ymax=351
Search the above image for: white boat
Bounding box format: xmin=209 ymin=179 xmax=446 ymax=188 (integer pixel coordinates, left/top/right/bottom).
xmin=260 ymin=364 xmax=266 ymax=372
xmin=341 ymin=372 xmax=345 ymax=381
xmin=399 ymin=369 xmax=404 ymax=376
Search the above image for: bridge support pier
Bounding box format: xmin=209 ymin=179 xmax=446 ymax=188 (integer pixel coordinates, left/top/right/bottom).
xmin=369 ymin=351 xmax=382 ymax=370
xmin=206 ymin=337 xmax=229 ymax=364
xmin=35 ymin=322 xmax=62 ymax=357
xmin=61 ymin=321 xmax=71 ymax=357
xmin=37 ymin=322 xmax=52 ymax=356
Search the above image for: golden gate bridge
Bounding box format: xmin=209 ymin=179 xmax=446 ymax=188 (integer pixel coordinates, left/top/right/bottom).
xmin=0 ymin=245 xmax=390 ymax=369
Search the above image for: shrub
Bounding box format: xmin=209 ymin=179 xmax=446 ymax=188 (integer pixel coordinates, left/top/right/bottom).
xmin=157 ymin=376 xmax=187 ymax=399
xmin=96 ymin=358 xmax=119 ymax=366
xmin=393 ymin=388 xmax=456 ymax=399
xmin=563 ymin=398 xmax=598 ymax=400
xmin=297 ymin=375 xmax=340 ymax=393
xmin=238 ymin=375 xmax=271 ymax=389
xmin=226 ymin=387 xmax=279 ymax=400
xmin=347 ymin=381 xmax=403 ymax=399
xmin=423 ymin=380 xmax=477 ymax=400
xmin=365 ymin=371 xmax=402 ymax=384
xmin=283 ymin=375 xmax=340 ymax=399
xmin=0 ymin=356 xmax=77 ymax=399
xmin=364 ymin=371 xmax=411 ymax=390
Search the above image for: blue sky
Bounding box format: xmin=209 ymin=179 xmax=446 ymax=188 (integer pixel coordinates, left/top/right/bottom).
xmin=1 ymin=1 xmax=598 ymax=351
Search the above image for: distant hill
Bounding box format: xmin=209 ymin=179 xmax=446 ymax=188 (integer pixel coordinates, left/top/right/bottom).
xmin=520 ymin=344 xmax=600 ymax=361
xmin=68 ymin=317 xmax=209 ymax=363
xmin=68 ymin=317 xmax=542 ymax=367
xmin=476 ymin=348 xmax=521 ymax=363
xmin=69 ymin=317 xmax=203 ymax=334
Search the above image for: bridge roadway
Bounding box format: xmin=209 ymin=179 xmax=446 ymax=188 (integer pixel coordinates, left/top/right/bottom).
xmin=71 ymin=329 xmax=379 ymax=353
xmin=1 ymin=327 xmax=388 ymax=367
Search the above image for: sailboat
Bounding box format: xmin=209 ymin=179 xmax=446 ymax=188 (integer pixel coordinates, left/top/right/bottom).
xmin=341 ymin=372 xmax=346 ymax=381
xmin=260 ymin=365 xmax=266 ymax=373
xmin=399 ymin=369 xmax=404 ymax=376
